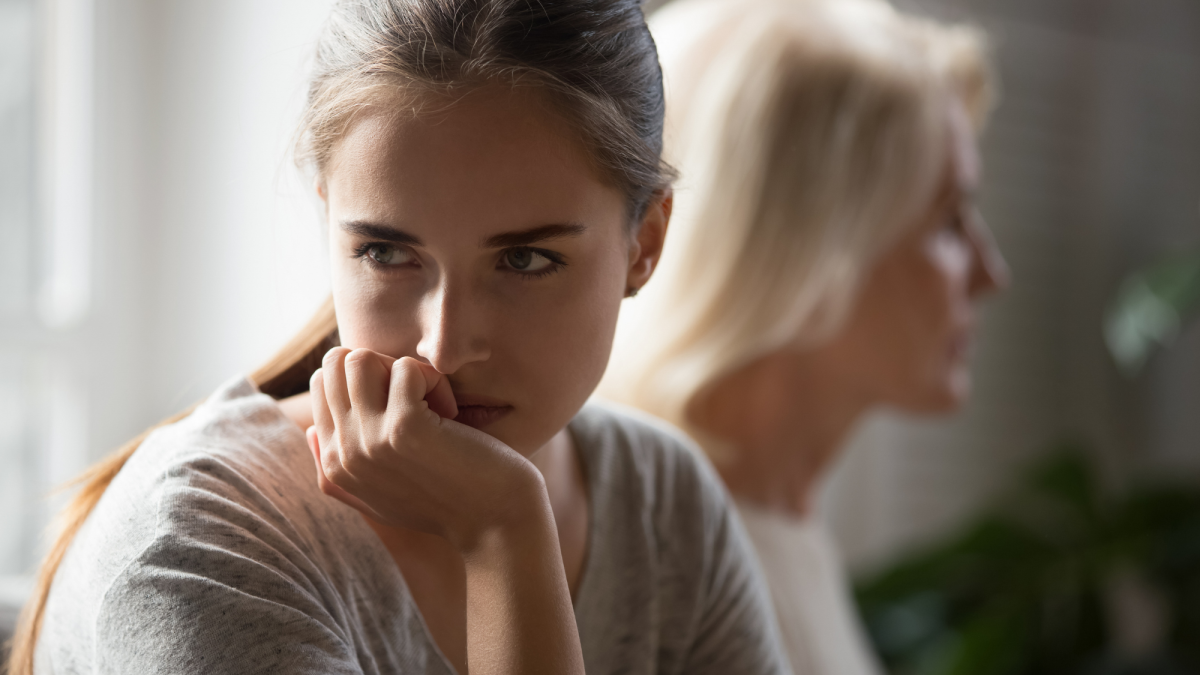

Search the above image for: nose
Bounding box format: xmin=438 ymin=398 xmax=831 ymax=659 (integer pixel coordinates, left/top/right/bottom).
xmin=966 ymin=210 xmax=1010 ymax=297
xmin=414 ymin=279 xmax=491 ymax=374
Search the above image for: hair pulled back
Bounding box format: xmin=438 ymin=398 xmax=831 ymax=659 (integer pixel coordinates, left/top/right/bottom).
xmin=6 ymin=2 xmax=668 ymax=671
xmin=301 ymin=0 xmax=672 ymax=217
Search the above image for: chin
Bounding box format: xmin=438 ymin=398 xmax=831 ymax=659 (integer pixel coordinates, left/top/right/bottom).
xmin=475 ymin=411 xmax=562 ymax=458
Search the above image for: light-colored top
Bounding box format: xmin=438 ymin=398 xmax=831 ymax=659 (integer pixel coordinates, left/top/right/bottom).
xmin=37 ymin=377 xmax=789 ymax=675
xmin=736 ymin=502 xmax=883 ymax=675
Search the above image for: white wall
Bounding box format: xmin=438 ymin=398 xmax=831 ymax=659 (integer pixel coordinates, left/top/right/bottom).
xmin=90 ymin=0 xmax=336 ymax=457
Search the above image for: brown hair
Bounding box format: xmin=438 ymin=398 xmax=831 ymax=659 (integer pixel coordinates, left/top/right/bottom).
xmin=7 ymin=0 xmax=669 ymax=670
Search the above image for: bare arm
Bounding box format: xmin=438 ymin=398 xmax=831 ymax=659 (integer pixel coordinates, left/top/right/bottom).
xmin=461 ymin=497 xmax=583 ymax=675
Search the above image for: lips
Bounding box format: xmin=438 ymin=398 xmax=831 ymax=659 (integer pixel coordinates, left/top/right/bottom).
xmin=451 ymin=392 xmax=513 ymax=430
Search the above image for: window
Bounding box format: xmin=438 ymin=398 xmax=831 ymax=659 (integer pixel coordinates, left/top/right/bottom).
xmin=0 ymin=0 xmax=93 ymax=595
xmin=0 ymin=0 xmax=41 ymax=580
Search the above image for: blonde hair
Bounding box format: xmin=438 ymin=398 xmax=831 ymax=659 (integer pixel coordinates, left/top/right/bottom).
xmin=7 ymin=0 xmax=671 ymax=671
xmin=600 ymin=0 xmax=995 ymax=450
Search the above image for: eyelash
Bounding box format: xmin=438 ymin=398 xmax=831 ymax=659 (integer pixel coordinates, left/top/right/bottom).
xmin=507 ymin=247 xmax=568 ymax=279
xmin=351 ymin=242 xmax=415 ymax=268
xmin=350 ymin=242 xmax=568 ymax=279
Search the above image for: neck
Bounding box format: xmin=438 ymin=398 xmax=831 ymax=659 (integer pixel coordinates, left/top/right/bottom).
xmin=690 ymin=351 xmax=871 ymax=517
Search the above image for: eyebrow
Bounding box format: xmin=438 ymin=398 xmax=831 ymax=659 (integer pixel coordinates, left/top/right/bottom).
xmin=483 ymin=223 xmax=587 ymax=249
xmin=339 ymin=220 xmax=587 ymax=249
xmin=340 ymin=220 xmax=423 ymax=246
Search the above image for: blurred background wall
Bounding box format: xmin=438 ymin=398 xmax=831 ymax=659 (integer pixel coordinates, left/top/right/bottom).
xmin=0 ymin=0 xmax=1197 ymax=646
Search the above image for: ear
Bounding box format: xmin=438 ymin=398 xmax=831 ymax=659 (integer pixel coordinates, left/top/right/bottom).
xmin=625 ymin=189 xmax=672 ymax=295
xmin=315 ymin=178 xmax=328 ymax=202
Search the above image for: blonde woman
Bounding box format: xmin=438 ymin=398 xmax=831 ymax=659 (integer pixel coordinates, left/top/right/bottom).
xmin=602 ymin=0 xmax=1010 ymax=673
xmin=8 ymin=0 xmax=792 ymax=673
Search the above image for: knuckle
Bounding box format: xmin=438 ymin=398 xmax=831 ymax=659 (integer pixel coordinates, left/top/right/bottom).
xmin=344 ymin=348 xmax=373 ymax=366
xmin=322 ymin=454 xmax=348 ymax=485
xmin=395 ymin=356 xmax=419 ymax=376
xmin=323 ymin=346 xmax=350 ymax=366
xmin=366 ymin=426 xmax=393 ymax=457
xmin=341 ymin=447 xmax=369 ymax=475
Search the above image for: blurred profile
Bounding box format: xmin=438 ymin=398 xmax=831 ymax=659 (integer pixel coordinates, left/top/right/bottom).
xmin=602 ymin=0 xmax=1010 ymax=672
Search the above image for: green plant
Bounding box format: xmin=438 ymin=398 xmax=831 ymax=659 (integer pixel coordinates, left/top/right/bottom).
xmin=1105 ymin=250 xmax=1200 ymax=377
xmin=855 ymin=446 xmax=1200 ymax=675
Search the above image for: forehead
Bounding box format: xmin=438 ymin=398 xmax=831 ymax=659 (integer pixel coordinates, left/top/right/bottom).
xmin=323 ymin=86 xmax=624 ymax=240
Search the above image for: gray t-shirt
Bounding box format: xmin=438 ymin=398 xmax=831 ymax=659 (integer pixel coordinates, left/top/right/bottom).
xmin=37 ymin=377 xmax=788 ymax=674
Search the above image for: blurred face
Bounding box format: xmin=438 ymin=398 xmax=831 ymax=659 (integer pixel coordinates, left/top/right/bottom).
xmin=321 ymin=87 xmax=662 ymax=455
xmin=823 ymin=100 xmax=1009 ymax=413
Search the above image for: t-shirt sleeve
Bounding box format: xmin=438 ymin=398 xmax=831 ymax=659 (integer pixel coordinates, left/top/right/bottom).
xmin=92 ymin=457 xmax=364 ymax=675
xmin=670 ymin=449 xmax=792 ymax=675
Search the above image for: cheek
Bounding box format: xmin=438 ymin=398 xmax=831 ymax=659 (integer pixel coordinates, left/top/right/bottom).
xmin=840 ymin=248 xmax=964 ymax=397
xmin=891 ymin=242 xmax=976 ymax=406
xmin=926 ymin=236 xmax=974 ymax=302
xmin=500 ymin=248 xmax=627 ymax=391
xmin=887 ymin=239 xmax=971 ymax=341
xmin=486 ymin=248 xmax=627 ymax=452
xmin=329 ymin=254 xmax=423 ymax=353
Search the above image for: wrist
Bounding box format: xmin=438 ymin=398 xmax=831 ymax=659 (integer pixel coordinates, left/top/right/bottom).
xmin=451 ymin=466 xmax=557 ymax=557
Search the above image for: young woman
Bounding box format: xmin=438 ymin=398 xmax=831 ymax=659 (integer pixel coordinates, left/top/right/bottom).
xmin=7 ymin=0 xmax=789 ymax=673
xmin=602 ymin=0 xmax=1010 ymax=673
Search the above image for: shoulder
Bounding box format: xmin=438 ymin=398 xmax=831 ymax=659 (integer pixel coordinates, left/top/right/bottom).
xmin=56 ymin=377 xmax=362 ymax=601
xmin=96 ymin=378 xmax=328 ymax=547
xmin=63 ymin=377 xmax=358 ymax=581
xmin=40 ymin=378 xmax=403 ymax=673
xmin=570 ymin=401 xmax=792 ymax=674
xmin=570 ymin=399 xmax=750 ymax=587
xmin=143 ymin=376 xmax=308 ymax=480
xmin=571 ymin=399 xmax=730 ymax=523
xmin=121 ymin=376 xmax=373 ymax=575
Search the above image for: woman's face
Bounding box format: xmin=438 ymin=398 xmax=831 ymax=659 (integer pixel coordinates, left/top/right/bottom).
xmin=825 ymin=100 xmax=1009 ymax=413
xmin=321 ymin=87 xmax=665 ymax=455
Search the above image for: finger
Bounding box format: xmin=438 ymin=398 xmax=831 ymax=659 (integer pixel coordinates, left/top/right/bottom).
xmin=345 ymin=349 xmax=390 ymax=415
xmin=308 ymin=425 xmax=382 ymax=517
xmin=404 ymin=359 xmax=457 ymax=419
xmin=388 ymin=357 xmax=438 ymax=421
xmin=412 ymin=360 xmax=443 ymax=397
xmin=310 ymin=369 xmax=335 ymax=434
xmin=390 ymin=356 xmax=428 ymax=411
xmin=322 ymin=347 xmax=352 ymax=419
xmin=306 ymin=425 xmax=324 ymax=483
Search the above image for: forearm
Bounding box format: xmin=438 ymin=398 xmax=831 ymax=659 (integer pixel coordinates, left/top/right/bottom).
xmin=461 ymin=498 xmax=585 ymax=675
